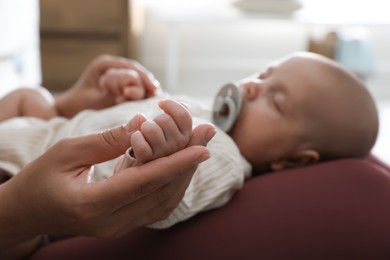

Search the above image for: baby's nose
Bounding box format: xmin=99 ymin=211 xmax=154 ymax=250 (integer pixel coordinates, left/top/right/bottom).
xmin=241 ymin=81 xmax=261 ymax=100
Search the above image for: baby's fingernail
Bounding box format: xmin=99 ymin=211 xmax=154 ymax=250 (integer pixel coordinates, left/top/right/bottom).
xmin=179 ymin=102 xmax=189 ymax=110
xmin=204 ymin=125 xmax=217 ymax=144
xmin=153 ymin=79 xmax=161 ymax=88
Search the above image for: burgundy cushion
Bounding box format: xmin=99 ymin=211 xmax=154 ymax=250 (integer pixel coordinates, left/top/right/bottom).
xmin=30 ymin=157 xmax=390 ymax=260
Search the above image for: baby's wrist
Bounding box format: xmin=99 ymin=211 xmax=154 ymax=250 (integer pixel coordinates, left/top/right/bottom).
xmin=114 ymin=148 xmax=140 ymax=173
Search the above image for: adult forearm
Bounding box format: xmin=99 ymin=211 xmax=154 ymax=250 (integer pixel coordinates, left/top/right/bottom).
xmin=0 ymin=182 xmax=43 ymax=259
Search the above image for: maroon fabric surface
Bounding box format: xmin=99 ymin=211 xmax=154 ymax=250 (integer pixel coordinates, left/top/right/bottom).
xmin=30 ymin=157 xmax=390 ymax=260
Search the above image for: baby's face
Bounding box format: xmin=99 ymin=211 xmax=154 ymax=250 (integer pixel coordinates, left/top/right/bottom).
xmin=228 ymin=54 xmax=327 ymax=171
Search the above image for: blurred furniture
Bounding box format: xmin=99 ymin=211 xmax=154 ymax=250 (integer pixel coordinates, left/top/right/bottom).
xmin=307 ymin=31 xmax=338 ymax=59
xmin=40 ymin=0 xmax=144 ymax=91
xmin=30 ymin=156 xmax=390 ymax=259
xmin=307 ymin=29 xmax=375 ymax=79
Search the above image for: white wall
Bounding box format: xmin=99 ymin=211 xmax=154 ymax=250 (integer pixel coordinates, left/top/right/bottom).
xmin=140 ymin=6 xmax=390 ymax=102
xmin=366 ymin=26 xmax=390 ymax=100
xmin=0 ymin=0 xmax=41 ymax=97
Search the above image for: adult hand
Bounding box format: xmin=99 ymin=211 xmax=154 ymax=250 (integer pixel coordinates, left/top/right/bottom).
xmin=0 ymin=116 xmax=215 ymax=259
xmin=55 ymin=55 xmax=162 ymax=118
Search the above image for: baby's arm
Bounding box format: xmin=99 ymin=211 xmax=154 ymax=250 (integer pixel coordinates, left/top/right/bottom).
xmin=0 ymin=87 xmax=57 ymax=122
xmin=115 ymin=99 xmax=192 ymax=172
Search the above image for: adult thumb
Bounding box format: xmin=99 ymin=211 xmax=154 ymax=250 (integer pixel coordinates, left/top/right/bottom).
xmin=188 ymin=123 xmax=216 ymax=147
xmin=63 ymin=114 xmax=147 ymax=167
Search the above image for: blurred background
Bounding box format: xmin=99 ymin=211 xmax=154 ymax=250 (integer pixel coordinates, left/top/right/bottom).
xmin=0 ymin=0 xmax=389 ymax=162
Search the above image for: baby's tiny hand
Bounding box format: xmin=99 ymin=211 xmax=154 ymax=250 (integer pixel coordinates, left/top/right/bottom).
xmin=131 ymin=100 xmax=193 ymax=164
xmin=99 ymin=68 xmax=146 ymax=103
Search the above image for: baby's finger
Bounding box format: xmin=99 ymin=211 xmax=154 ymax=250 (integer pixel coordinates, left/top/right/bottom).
xmin=153 ymin=113 xmax=187 ymax=151
xmin=158 ymin=100 xmax=192 ymax=137
xmin=99 ymin=68 xmax=123 ymax=96
xmin=130 ymin=131 xmax=153 ymax=163
xmin=122 ymin=86 xmax=146 ymax=101
xmin=94 ymin=55 xmax=162 ymax=97
xmin=140 ymin=121 xmax=166 ymax=161
xmin=100 ymin=68 xmax=143 ymax=98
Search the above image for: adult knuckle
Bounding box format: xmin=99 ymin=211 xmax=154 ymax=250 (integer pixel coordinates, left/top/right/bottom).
xmin=160 ymin=204 xmax=176 ymax=220
xmin=149 ymin=203 xmax=176 ymax=222
xmin=55 ymin=137 xmax=72 ymax=149
xmin=97 ymin=54 xmax=113 ymax=62
xmin=94 ymin=227 xmax=121 ymax=239
xmin=154 ymin=187 xmax=173 ymax=203
xmin=133 ymin=181 xmax=158 ymax=198
xmin=69 ymin=197 xmax=102 ymax=224
xmin=52 ymin=138 xmax=76 ymax=160
xmin=101 ymin=127 xmax=122 ymax=147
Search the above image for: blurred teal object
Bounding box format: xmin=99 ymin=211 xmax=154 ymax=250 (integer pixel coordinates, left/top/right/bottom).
xmin=335 ymin=27 xmax=375 ymax=79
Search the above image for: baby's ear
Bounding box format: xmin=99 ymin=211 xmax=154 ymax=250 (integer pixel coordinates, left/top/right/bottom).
xmin=270 ymin=149 xmax=320 ymax=171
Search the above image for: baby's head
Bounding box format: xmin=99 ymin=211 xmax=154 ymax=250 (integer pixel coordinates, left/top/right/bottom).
xmin=227 ymin=52 xmax=379 ymax=173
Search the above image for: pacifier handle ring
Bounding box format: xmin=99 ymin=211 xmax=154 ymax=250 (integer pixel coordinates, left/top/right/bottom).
xmin=212 ymin=83 xmax=243 ymax=132
xmin=222 ymin=96 xmax=237 ymax=129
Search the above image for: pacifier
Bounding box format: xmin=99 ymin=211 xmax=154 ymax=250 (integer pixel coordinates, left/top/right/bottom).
xmin=212 ymin=83 xmax=243 ymax=132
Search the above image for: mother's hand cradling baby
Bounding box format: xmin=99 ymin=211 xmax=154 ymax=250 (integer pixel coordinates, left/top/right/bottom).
xmin=0 ymin=103 xmax=215 ymax=259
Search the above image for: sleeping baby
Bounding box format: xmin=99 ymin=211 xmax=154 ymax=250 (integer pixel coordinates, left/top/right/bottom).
xmin=0 ymin=52 xmax=379 ymax=229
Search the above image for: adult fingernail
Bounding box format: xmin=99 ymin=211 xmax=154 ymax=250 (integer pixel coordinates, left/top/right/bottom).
xmin=179 ymin=102 xmax=189 ymax=110
xmin=124 ymin=113 xmax=141 ymax=132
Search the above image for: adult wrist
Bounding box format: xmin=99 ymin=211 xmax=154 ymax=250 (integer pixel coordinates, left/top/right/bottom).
xmin=54 ymin=89 xmax=81 ymax=118
xmin=0 ymin=182 xmax=44 ymax=258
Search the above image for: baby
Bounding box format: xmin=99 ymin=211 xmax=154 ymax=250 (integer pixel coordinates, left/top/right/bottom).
xmin=225 ymin=51 xmax=378 ymax=173
xmin=0 ymin=52 xmax=379 ymax=229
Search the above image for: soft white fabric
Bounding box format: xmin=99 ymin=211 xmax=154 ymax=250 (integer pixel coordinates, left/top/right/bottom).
xmin=0 ymin=96 xmax=251 ymax=228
